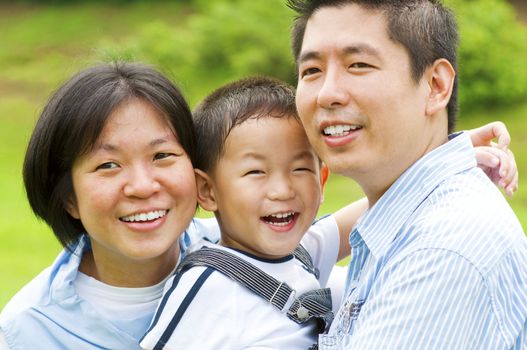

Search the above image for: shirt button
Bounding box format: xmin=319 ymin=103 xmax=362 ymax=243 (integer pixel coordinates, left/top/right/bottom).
xmin=297 ymin=306 xmax=309 ymax=320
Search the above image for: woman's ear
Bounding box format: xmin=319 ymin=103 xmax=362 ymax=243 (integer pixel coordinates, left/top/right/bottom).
xmin=425 ymin=58 xmax=455 ymax=116
xmin=319 ymin=163 xmax=330 ymax=203
xmin=65 ymin=196 xmax=80 ymax=219
xmin=195 ymin=169 xmax=218 ymax=212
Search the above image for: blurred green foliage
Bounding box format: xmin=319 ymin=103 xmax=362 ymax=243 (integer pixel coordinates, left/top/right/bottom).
xmin=102 ymin=0 xmax=527 ymax=108
xmin=101 ymin=0 xmax=296 ymax=105
xmin=446 ymin=0 xmax=527 ymax=110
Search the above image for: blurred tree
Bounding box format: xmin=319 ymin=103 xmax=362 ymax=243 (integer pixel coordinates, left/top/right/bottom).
xmin=447 ymin=0 xmax=527 ymax=110
xmin=100 ymin=0 xmax=527 ymax=110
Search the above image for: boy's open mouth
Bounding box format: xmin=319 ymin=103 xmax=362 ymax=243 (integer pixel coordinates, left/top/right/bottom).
xmin=261 ymin=212 xmax=298 ymax=227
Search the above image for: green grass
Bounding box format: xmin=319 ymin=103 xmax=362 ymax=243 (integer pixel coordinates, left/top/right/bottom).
xmin=1 ymin=3 xmax=526 ymax=310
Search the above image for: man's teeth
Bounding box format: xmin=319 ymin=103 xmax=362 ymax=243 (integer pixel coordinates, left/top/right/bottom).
xmin=121 ymin=210 xmax=167 ymax=222
xmin=323 ymin=125 xmax=360 ymax=136
xmin=263 ymin=212 xmax=295 ymax=226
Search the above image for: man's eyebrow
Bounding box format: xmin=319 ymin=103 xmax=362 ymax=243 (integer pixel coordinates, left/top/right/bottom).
xmin=343 ymin=44 xmax=381 ymax=57
xmin=298 ymin=50 xmax=321 ymax=65
xmin=298 ymin=44 xmax=381 ymax=64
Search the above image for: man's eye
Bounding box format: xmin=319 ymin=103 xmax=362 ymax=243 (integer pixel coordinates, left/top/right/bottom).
xmin=301 ymin=67 xmax=321 ymax=78
xmin=96 ymin=162 xmax=119 ymax=170
xmin=350 ymin=62 xmax=372 ymax=69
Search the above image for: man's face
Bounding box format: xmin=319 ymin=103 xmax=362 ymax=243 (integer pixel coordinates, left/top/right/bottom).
xmin=295 ymin=4 xmax=431 ymax=202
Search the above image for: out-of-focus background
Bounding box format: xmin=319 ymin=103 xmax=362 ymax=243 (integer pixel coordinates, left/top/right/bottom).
xmin=1 ymin=0 xmax=526 ymax=309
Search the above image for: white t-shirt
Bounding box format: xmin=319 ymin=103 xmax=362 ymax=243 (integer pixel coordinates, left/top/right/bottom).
xmin=74 ymin=267 xmax=176 ymax=340
xmin=141 ymin=215 xmax=340 ymax=350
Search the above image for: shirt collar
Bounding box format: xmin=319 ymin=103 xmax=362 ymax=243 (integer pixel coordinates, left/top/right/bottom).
xmin=50 ymin=231 xmax=191 ymax=301
xmin=354 ymin=132 xmax=477 ymax=259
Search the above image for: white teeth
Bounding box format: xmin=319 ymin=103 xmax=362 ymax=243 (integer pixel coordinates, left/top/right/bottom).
xmin=262 ymin=212 xmax=296 ymax=226
xmin=269 ymin=221 xmax=290 ymax=227
xmin=121 ymin=210 xmax=167 ymax=222
xmin=270 ymin=212 xmax=294 ymax=219
xmin=323 ymin=124 xmax=360 ymax=136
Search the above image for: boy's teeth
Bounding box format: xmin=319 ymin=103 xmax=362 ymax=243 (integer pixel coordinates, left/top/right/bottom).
xmin=121 ymin=210 xmax=167 ymax=222
xmin=263 ymin=212 xmax=296 ymax=226
xmin=271 ymin=212 xmax=294 ymax=219
xmin=323 ymin=125 xmax=360 ymax=136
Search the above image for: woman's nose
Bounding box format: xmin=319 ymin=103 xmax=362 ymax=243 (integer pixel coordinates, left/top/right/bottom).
xmin=123 ymin=166 xmax=161 ymax=198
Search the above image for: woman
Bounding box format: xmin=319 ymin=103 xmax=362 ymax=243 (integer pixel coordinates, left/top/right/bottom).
xmin=0 ymin=62 xmax=217 ymax=349
xmin=0 ymin=61 xmax=517 ymax=349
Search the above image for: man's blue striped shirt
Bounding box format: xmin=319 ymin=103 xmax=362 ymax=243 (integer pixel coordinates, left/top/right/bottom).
xmin=320 ymin=132 xmax=527 ymax=349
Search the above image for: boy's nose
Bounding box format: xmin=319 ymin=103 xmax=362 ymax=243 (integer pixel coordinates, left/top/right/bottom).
xmin=267 ymin=176 xmax=295 ymax=201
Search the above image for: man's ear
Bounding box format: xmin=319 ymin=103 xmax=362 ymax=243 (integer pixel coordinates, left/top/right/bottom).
xmin=319 ymin=163 xmax=330 ymax=203
xmin=425 ymin=58 xmax=455 ymax=116
xmin=195 ymin=169 xmax=218 ymax=212
xmin=65 ymin=196 xmax=80 ymax=219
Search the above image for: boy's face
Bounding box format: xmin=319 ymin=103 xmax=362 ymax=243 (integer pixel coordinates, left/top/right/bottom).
xmin=198 ymin=116 xmax=324 ymax=259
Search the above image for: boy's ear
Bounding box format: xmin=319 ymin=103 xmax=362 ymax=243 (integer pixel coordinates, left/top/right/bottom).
xmin=425 ymin=58 xmax=455 ymax=117
xmin=319 ymin=163 xmax=330 ymax=203
xmin=195 ymin=169 xmax=218 ymax=212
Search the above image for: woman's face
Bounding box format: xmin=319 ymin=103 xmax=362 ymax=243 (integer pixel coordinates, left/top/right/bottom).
xmin=67 ymin=98 xmax=197 ymax=285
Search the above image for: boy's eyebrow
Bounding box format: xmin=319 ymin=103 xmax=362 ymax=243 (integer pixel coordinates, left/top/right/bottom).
xmin=294 ymin=149 xmax=319 ymax=162
xmin=298 ymin=44 xmax=381 ymax=64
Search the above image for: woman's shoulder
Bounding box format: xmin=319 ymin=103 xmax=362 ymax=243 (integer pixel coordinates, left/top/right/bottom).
xmin=0 ymin=266 xmax=55 ymax=321
xmin=1 ymin=244 xmax=80 ymax=321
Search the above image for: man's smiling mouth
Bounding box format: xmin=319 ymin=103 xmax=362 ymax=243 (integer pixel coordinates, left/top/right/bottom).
xmin=323 ymin=124 xmax=362 ymax=137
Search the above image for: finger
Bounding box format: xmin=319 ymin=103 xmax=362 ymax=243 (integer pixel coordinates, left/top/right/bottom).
xmin=505 ymin=167 xmax=519 ymax=197
xmin=500 ymin=148 xmax=517 ymax=183
xmin=492 ymin=121 xmax=511 ymax=150
xmin=500 ymin=148 xmax=517 ymax=191
xmin=474 ymin=146 xmax=500 ymax=169
xmin=470 ymin=121 xmax=510 ymax=149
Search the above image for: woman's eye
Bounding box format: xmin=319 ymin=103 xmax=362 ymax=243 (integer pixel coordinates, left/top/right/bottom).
xmin=154 ymin=152 xmax=173 ymax=161
xmin=96 ymin=162 xmax=119 ymax=171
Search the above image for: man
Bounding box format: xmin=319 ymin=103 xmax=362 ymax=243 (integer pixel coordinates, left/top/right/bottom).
xmin=288 ymin=0 xmax=527 ymax=348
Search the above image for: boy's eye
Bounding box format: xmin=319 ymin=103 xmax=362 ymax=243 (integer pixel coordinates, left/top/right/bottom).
xmin=96 ymin=162 xmax=119 ymax=171
xmin=294 ymin=167 xmax=314 ymax=173
xmin=245 ymin=170 xmax=265 ymax=176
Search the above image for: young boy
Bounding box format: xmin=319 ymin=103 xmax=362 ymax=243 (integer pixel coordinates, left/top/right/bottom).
xmin=140 ymin=77 xmax=365 ymax=350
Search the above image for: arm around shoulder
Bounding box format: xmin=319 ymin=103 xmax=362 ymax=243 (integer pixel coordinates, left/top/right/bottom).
xmin=333 ymin=197 xmax=369 ymax=261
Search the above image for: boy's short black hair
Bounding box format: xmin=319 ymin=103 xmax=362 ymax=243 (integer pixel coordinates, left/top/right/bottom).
xmin=23 ymin=62 xmax=196 ymax=249
xmin=193 ymin=76 xmax=298 ymax=172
